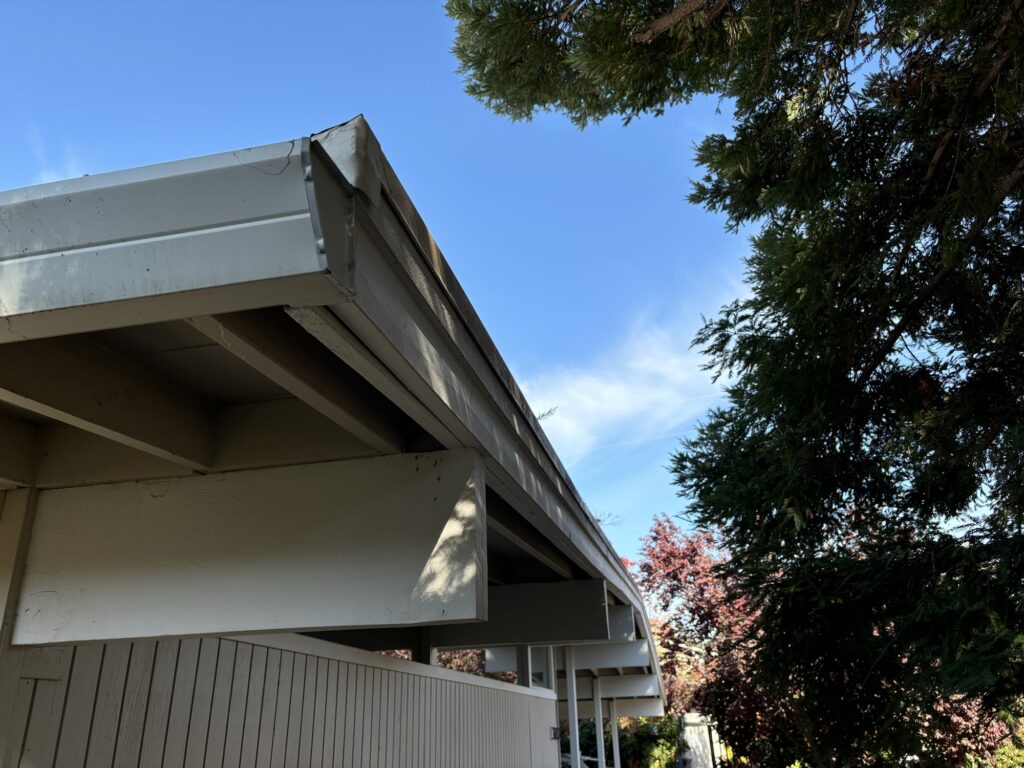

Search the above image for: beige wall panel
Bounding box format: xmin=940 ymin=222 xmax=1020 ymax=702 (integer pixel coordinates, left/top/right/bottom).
xmin=1 ymin=634 xmax=558 ymax=768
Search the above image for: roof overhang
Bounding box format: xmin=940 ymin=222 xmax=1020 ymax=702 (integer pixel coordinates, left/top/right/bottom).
xmin=0 ymin=116 xmax=664 ymax=707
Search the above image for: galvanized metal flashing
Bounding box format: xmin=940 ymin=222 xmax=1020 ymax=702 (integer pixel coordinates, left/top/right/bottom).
xmin=312 ymin=115 xmax=385 ymax=206
xmin=0 ymin=138 xmax=354 ymax=341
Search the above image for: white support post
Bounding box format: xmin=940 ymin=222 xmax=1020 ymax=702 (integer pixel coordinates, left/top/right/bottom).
xmin=516 ymin=645 xmax=532 ymax=687
xmin=529 ymin=645 xmax=553 ymax=689
xmin=593 ymin=677 xmax=607 ymax=767
xmin=609 ymin=698 xmax=622 ymax=768
xmin=565 ymin=647 xmax=582 ymax=768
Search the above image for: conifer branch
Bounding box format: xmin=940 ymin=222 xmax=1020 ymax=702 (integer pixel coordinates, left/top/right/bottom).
xmin=634 ymin=0 xmax=727 ymax=43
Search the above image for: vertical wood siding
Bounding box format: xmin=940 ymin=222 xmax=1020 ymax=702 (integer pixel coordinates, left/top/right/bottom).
xmin=0 ymin=638 xmax=558 ymax=768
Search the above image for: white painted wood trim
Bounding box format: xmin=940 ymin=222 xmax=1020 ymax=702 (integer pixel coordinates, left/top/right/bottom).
xmin=15 ymin=451 xmax=487 ymax=644
xmin=33 ymin=398 xmax=378 ymax=490
xmin=556 ymin=641 xmax=651 ymax=671
xmin=557 ymin=674 xmax=661 ymax=700
xmin=559 ymin=698 xmax=665 ymax=718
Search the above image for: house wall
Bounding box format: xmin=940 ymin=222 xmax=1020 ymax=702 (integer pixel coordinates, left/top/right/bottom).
xmin=0 ymin=634 xmax=559 ymax=768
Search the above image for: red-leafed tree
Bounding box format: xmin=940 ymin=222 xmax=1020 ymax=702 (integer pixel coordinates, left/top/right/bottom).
xmin=635 ymin=515 xmax=1011 ymax=766
xmin=636 ymin=516 xmax=797 ymax=765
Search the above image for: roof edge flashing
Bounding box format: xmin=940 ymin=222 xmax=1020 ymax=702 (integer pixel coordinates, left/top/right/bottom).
xmin=312 ymin=115 xmax=384 ymax=207
xmin=0 ymin=137 xmax=345 ymax=341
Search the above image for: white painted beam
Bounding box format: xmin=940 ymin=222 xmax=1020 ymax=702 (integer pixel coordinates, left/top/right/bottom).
xmin=0 ymin=336 xmax=212 ymax=469
xmin=286 ymin=306 xmax=456 ymax=448
xmin=188 ymin=310 xmax=402 ymax=454
xmin=33 ymin=398 xmax=377 ymax=489
xmin=608 ymin=606 xmax=636 ymax=642
xmin=484 ymin=645 xmax=556 ymax=685
xmin=557 ymin=674 xmax=661 ymax=701
xmin=14 ymin=450 xmax=486 ymax=645
xmin=429 ymin=580 xmax=609 ymax=648
xmin=0 ymin=414 xmax=36 ymax=488
xmin=321 ymin=580 xmax=610 ymax=651
xmin=530 ymin=645 xmax=555 ymax=689
xmin=558 ymin=698 xmax=665 ymax=719
xmin=556 ymin=640 xmax=651 ymax=672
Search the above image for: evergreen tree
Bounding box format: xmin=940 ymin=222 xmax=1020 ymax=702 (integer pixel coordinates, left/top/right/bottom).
xmin=448 ymin=1 xmax=1024 ymax=763
xmin=636 ymin=516 xmax=1011 ymax=766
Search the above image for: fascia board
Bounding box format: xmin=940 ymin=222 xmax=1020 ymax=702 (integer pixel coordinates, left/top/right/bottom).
xmin=0 ymin=139 xmax=347 ymax=342
xmin=311 ymin=118 xmax=647 ymax=608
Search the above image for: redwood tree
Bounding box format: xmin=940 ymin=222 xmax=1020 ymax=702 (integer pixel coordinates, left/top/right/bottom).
xmin=448 ymin=0 xmax=1024 ymax=762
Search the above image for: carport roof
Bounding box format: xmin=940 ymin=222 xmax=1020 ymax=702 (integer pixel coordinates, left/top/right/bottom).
xmin=0 ymin=115 xmax=663 ymax=707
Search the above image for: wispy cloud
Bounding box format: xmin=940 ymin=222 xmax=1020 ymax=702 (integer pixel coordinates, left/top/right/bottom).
xmin=28 ymin=127 xmax=87 ymax=184
xmin=520 ymin=314 xmax=726 ymax=469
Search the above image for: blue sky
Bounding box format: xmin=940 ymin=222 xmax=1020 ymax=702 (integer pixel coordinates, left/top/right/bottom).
xmin=0 ymin=1 xmax=747 ymax=560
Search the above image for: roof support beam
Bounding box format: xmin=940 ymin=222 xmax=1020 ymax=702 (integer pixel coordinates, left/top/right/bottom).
xmin=608 ymin=605 xmax=636 ymax=643
xmin=487 ymin=494 xmax=575 ymax=580
xmin=557 ymin=674 xmax=661 ymax=701
xmin=556 ymin=640 xmax=651 ymax=672
xmin=188 ymin=310 xmax=403 ymax=454
xmin=430 ymin=580 xmax=608 ymax=649
xmin=559 ymin=697 xmax=665 ymax=719
xmin=516 ymin=645 xmax=532 ymax=688
xmin=32 ymin=398 xmax=377 ymax=489
xmin=13 ymin=450 xmax=486 ymax=645
xmin=0 ymin=337 xmax=212 ymax=470
xmin=316 ymin=580 xmax=610 ymax=652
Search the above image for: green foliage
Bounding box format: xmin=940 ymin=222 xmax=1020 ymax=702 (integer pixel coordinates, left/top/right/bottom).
xmin=993 ymin=736 xmax=1024 ymax=768
xmin=559 ymin=716 xmax=682 ymax=768
xmin=449 ymin=0 xmax=1024 ymax=764
xmin=618 ymin=716 xmax=682 ymax=768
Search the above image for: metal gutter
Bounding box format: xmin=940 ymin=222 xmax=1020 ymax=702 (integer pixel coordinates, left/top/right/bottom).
xmin=0 ymin=140 xmax=341 ymax=342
